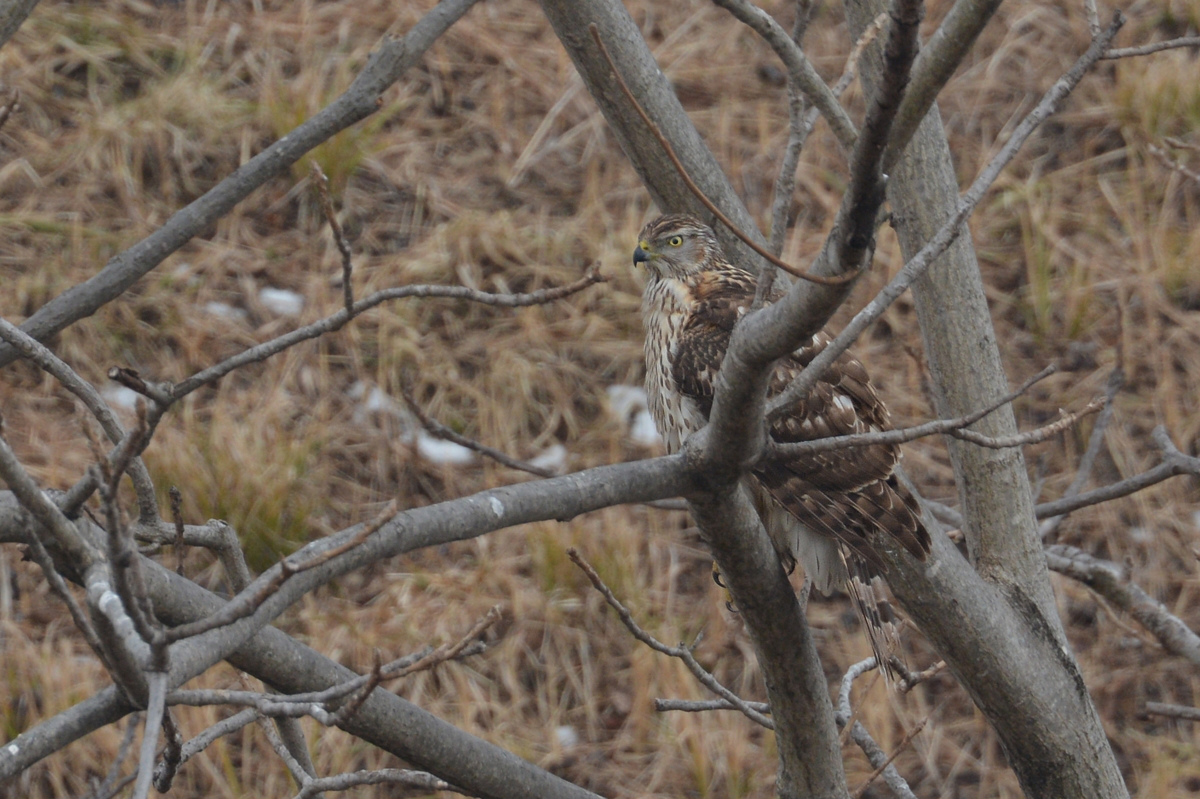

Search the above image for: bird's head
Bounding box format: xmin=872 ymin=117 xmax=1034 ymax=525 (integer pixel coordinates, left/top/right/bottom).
xmin=633 ymin=214 xmax=720 ymax=280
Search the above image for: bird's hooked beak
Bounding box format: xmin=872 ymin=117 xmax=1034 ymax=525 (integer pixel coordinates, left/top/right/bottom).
xmin=633 ymin=241 xmax=652 ymax=267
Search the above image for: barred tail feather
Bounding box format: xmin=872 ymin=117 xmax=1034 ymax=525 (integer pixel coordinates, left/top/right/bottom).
xmin=843 ymin=550 xmax=905 ymax=683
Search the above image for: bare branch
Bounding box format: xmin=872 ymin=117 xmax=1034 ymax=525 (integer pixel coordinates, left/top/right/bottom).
xmin=885 ymin=0 xmax=1005 ymax=169
xmin=169 ymin=269 xmax=604 ymax=401
xmin=1083 ymin=0 xmax=1102 ymax=38
xmin=654 ymin=697 xmax=771 ymax=714
xmin=588 ymin=24 xmax=856 ymax=287
xmin=295 ymin=769 xmax=455 ymax=799
xmin=256 ymin=712 xmax=314 ymax=788
xmin=0 ymin=0 xmax=483 ymax=369
xmin=163 ymin=502 xmax=398 ymax=643
xmin=568 ymin=548 xmax=775 ymax=729
xmin=151 ymin=712 xmax=183 ymax=794
xmin=835 ymin=658 xmax=918 ymax=799
xmin=763 ymin=11 xmax=885 ymax=301
xmin=1045 ymin=544 xmax=1200 ymax=666
xmin=1143 ymin=702 xmax=1200 ymax=722
xmin=311 ymin=162 xmax=355 ymax=314
xmin=0 ymin=316 xmax=159 ymax=523
xmin=772 ymin=365 xmax=1058 ymax=456
xmin=1148 ymin=143 xmax=1200 ymax=186
xmin=1034 ymin=425 xmax=1200 ymax=521
xmin=1040 ymin=366 xmax=1123 ymax=539
xmin=0 ymin=432 xmax=101 ymax=569
xmin=709 ymin=0 xmax=858 ymax=151
xmin=131 ymin=672 xmax=168 ymax=799
xmin=887 ymin=657 xmax=947 ymax=694
xmin=850 ymin=715 xmax=927 ymax=799
xmin=948 ymin=398 xmax=1104 ymax=449
xmin=169 ymin=487 xmax=186 ymax=576
xmin=1103 ymin=36 xmax=1200 ymax=59
xmin=400 ymin=382 xmax=556 ymax=477
xmin=157 ymin=708 xmax=257 ymax=785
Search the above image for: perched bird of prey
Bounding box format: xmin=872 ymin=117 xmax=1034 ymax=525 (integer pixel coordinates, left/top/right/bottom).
xmin=633 ymin=213 xmax=930 ymax=665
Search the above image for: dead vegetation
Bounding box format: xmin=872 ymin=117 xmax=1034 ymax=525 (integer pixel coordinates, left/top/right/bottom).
xmin=0 ymin=0 xmax=1199 ymax=796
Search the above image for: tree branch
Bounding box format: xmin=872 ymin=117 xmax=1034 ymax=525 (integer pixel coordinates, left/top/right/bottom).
xmin=1045 ymin=544 xmax=1200 ymax=666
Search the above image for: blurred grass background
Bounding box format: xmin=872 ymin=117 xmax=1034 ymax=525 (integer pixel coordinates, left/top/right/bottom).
xmin=0 ymin=0 xmax=1199 ymax=796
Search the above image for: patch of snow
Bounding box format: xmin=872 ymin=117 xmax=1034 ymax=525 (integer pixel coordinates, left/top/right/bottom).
xmin=203 ymin=301 xmax=247 ymax=321
xmin=259 ymin=287 xmax=305 ymax=317
xmin=102 ymin=385 xmax=141 ymax=411
xmin=606 ymin=385 xmax=661 ymax=447
xmin=630 ymin=409 xmax=662 ymax=447
xmin=605 ymin=384 xmax=648 ymax=420
xmin=1129 ymin=526 xmax=1153 ymax=544
xmin=528 ymin=444 xmax=567 ymax=474
xmin=415 ymin=431 xmax=474 ymax=465
xmin=554 ymin=725 xmax=579 ymax=749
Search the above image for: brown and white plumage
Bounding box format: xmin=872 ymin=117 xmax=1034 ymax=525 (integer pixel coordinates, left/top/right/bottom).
xmin=634 ymin=214 xmax=930 ymax=666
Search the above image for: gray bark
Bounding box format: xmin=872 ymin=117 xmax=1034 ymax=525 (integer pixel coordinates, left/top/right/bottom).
xmin=843 ymin=1 xmax=1129 ymax=795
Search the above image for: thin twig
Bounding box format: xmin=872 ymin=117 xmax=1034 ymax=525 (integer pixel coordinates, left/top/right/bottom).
xmin=653 ymin=698 xmax=771 ymax=714
xmin=1143 ymin=702 xmax=1200 ymax=722
xmin=835 ymin=658 xmax=919 ymax=799
xmin=169 ymin=487 xmax=186 ymax=576
xmin=851 ymin=715 xmax=928 ymax=799
xmin=1102 ymin=36 xmax=1200 ymax=59
xmin=887 ymin=657 xmax=947 ymax=694
xmin=1148 ymin=143 xmax=1200 ymax=186
xmin=1034 ymin=425 xmax=1200 ymax=521
xmin=131 ymin=672 xmax=168 ymax=799
xmin=156 ymin=709 xmax=257 ymax=786
xmin=588 ymin=24 xmax=856 ymax=287
xmin=771 ymin=365 xmax=1065 ymax=457
xmin=168 ymin=609 xmax=497 ymax=720
xmin=0 ymin=0 xmax=483 ymax=371
xmin=568 ymin=548 xmax=774 ymax=729
xmin=163 ymin=502 xmax=398 ymax=642
xmin=0 ymin=316 xmax=159 ymax=523
xmin=80 ymin=712 xmax=141 ymax=799
xmin=295 ymin=769 xmax=454 ymax=799
xmin=1040 ymin=366 xmax=1123 ymax=539
xmin=948 ymin=398 xmax=1104 ymax=449
xmin=310 ymin=162 xmax=355 ymax=313
xmin=399 ymin=382 xmax=555 ymax=477
xmin=257 ymin=712 xmax=314 ymax=788
xmin=761 ymin=11 xmax=885 ymax=303
xmin=169 ymin=269 xmax=604 ymax=401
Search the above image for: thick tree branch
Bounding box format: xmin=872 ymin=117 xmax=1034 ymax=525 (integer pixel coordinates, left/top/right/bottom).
xmin=539 ymin=0 xmax=768 ymax=267
xmin=885 ymin=0 xmax=1005 ymax=169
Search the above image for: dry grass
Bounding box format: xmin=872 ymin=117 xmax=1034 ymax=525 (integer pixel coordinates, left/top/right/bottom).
xmin=1 ymin=0 xmax=1199 ymax=796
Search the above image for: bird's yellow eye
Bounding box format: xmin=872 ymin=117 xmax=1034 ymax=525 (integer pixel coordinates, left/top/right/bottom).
xmin=667 ymin=235 xmax=683 ymax=247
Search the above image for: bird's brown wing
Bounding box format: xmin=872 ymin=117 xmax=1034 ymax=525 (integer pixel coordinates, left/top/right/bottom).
xmin=668 ymin=273 xmax=929 ymax=563
xmin=669 ymin=267 xmax=756 ymax=418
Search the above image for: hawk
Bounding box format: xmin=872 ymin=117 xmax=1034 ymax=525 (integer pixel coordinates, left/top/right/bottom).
xmin=633 ymin=214 xmax=930 ymax=665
